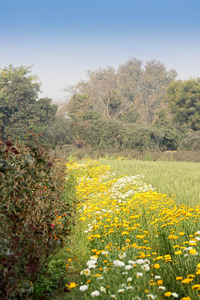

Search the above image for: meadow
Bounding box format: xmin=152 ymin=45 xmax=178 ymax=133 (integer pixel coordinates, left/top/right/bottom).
xmin=59 ymin=158 xmax=200 ymax=300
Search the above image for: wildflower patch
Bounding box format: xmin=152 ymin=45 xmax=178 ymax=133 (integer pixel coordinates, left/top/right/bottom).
xmin=66 ymin=160 xmax=200 ymax=299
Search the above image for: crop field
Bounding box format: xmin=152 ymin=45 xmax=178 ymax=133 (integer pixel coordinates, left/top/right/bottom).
xmin=62 ymin=159 xmax=200 ymax=300
xmin=100 ymin=159 xmax=200 ymax=206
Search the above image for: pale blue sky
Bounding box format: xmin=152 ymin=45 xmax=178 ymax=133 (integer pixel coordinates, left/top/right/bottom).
xmin=1 ymin=0 xmax=200 ymax=102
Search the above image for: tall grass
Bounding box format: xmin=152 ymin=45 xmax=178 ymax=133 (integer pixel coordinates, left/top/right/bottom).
xmin=100 ymin=159 xmax=200 ymax=206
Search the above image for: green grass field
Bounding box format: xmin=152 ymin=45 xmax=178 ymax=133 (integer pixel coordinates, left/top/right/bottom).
xmin=100 ymin=159 xmax=200 ymax=206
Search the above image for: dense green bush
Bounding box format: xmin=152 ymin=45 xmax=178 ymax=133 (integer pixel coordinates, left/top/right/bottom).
xmin=178 ymin=130 xmax=200 ymax=150
xmin=42 ymin=117 xmax=74 ymax=147
xmin=76 ymin=118 xmax=180 ymax=151
xmin=153 ymin=110 xmax=182 ymax=150
xmin=58 ymin=117 xmax=181 ymax=152
xmin=0 ymin=136 xmax=73 ymax=299
xmin=74 ymin=119 xmax=159 ymax=151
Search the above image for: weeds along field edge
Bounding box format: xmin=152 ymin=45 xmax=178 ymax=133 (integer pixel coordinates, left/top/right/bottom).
xmin=64 ymin=159 xmax=200 ymax=300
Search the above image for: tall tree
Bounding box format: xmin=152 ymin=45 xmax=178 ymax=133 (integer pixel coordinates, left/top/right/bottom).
xmin=167 ymin=79 xmax=200 ymax=131
xmin=67 ymin=58 xmax=177 ymax=124
xmin=68 ymin=66 xmax=133 ymax=120
xmin=0 ymin=65 xmax=57 ymax=141
xmin=34 ymin=97 xmax=58 ymax=127
xmin=116 ymin=58 xmax=143 ymax=122
xmin=0 ymin=65 xmax=40 ymax=140
xmin=137 ymin=60 xmax=177 ymax=123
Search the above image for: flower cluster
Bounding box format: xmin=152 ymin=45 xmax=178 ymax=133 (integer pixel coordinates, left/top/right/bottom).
xmin=66 ymin=160 xmax=200 ymax=299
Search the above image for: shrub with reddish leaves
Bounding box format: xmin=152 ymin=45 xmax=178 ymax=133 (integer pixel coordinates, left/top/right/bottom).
xmin=0 ymin=137 xmax=72 ymax=299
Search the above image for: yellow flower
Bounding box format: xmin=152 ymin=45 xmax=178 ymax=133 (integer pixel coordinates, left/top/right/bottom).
xmin=66 ymin=282 xmax=78 ymax=289
xmin=189 ymin=249 xmax=197 ymax=255
xmin=136 ymin=235 xmax=146 ymax=239
xmin=139 ymin=252 xmax=146 ymax=258
xmin=86 ymin=279 xmax=91 ymax=284
xmin=154 ymin=263 xmax=160 ymax=269
xmin=181 ymin=297 xmax=191 ymax=300
xmin=168 ymin=235 xmax=178 ymax=239
xmin=164 ymin=292 xmax=172 ymax=297
xmin=192 ymin=284 xmax=200 ymax=290
xmin=175 ymin=250 xmax=182 ymax=255
xmin=121 ymin=231 xmax=129 ymax=235
xmin=182 ymin=278 xmax=193 ymax=284
xmin=176 ymin=276 xmax=183 ymax=280
xmin=154 ymin=256 xmax=163 ymax=261
xmin=157 ymin=280 xmax=163 ymax=286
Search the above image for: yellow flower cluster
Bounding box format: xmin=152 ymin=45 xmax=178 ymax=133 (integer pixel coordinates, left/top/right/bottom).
xmin=66 ymin=159 xmax=200 ymax=299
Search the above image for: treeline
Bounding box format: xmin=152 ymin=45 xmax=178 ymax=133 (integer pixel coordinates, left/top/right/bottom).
xmin=1 ymin=61 xmax=200 ymax=153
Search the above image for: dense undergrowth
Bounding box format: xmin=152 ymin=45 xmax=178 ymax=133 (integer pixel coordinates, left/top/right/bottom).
xmin=0 ymin=137 xmax=76 ymax=299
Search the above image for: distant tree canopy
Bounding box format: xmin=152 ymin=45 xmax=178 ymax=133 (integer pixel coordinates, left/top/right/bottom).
xmin=167 ymin=78 xmax=200 ymax=131
xmin=67 ymin=58 xmax=177 ymax=124
xmin=0 ymin=65 xmax=57 ymax=141
xmin=1 ymin=60 xmax=200 ymax=153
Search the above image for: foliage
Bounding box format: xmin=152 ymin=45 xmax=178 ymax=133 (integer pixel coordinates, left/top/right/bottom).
xmin=33 ymin=97 xmax=58 ymax=133
xmin=153 ymin=109 xmax=182 ymax=150
xmin=178 ymin=130 xmax=200 ymax=150
xmin=64 ymin=117 xmax=182 ymax=152
xmin=43 ymin=116 xmax=74 ymax=147
xmin=66 ymin=58 xmax=177 ymax=124
xmin=66 ymin=94 xmax=101 ymax=121
xmin=0 ymin=136 xmax=73 ymax=299
xmin=34 ymin=259 xmax=68 ymax=299
xmin=62 ymin=119 xmax=157 ymax=151
xmin=2 ymin=62 xmax=200 ymax=155
xmin=0 ymin=65 xmax=57 ymax=141
xmin=41 ymin=114 xmax=182 ymax=152
xmin=167 ymin=78 xmax=200 ymax=131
